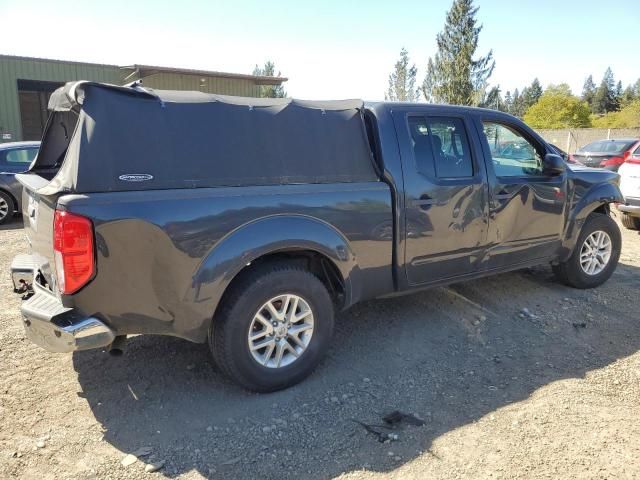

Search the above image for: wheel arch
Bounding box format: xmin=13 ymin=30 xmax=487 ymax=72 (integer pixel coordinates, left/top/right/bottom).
xmin=560 ymin=182 xmax=622 ymax=261
xmin=0 ymin=187 xmax=18 ymax=212
xmin=186 ymin=215 xmax=361 ymax=340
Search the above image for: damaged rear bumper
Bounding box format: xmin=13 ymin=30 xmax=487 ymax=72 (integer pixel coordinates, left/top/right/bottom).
xmin=11 ymin=255 xmax=115 ymax=353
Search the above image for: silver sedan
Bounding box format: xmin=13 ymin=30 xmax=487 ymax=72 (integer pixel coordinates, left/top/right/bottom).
xmin=0 ymin=141 xmax=40 ymax=224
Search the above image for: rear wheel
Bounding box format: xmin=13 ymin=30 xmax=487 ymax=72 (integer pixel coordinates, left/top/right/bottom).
xmin=620 ymin=212 xmax=640 ymax=231
xmin=553 ymin=213 xmax=621 ymax=289
xmin=210 ymin=263 xmax=334 ymax=392
xmin=0 ymin=191 xmax=15 ymax=225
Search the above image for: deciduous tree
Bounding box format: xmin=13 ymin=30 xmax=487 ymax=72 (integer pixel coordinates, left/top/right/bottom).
xmin=523 ymin=86 xmax=591 ymax=128
xmin=592 ymin=100 xmax=640 ymax=128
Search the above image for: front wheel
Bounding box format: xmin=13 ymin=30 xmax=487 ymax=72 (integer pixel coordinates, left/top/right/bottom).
xmin=553 ymin=213 xmax=621 ymax=289
xmin=210 ymin=263 xmax=334 ymax=392
xmin=0 ymin=191 xmax=15 ymax=225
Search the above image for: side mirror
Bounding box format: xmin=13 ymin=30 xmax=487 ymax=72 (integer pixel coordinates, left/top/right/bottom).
xmin=542 ymin=153 xmax=565 ymax=176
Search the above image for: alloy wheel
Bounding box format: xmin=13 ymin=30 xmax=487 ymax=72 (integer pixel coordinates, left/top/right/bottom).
xmin=579 ymin=230 xmax=612 ymax=276
xmin=247 ymin=294 xmax=314 ymax=368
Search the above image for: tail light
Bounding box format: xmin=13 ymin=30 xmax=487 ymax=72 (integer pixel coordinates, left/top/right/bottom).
xmin=600 ymin=156 xmax=624 ymax=167
xmin=53 ymin=210 xmax=95 ymax=294
xmin=624 ymin=149 xmax=640 ymax=164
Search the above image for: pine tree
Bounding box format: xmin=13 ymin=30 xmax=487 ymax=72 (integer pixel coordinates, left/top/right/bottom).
xmin=252 ymin=61 xmax=287 ymax=98
xmin=504 ymin=90 xmax=513 ymax=114
xmin=479 ymin=85 xmax=504 ymax=111
xmin=524 ymin=78 xmax=543 ymax=106
xmin=385 ymin=48 xmax=420 ymax=102
xmin=511 ymin=88 xmax=525 ymax=118
xmin=614 ymin=80 xmax=623 ymax=110
xmin=593 ymin=67 xmax=616 ymax=114
xmin=581 ymin=75 xmax=596 ymax=109
xmin=422 ymin=0 xmax=495 ymax=105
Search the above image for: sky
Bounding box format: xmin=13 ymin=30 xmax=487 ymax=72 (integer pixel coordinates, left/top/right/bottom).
xmin=1 ymin=0 xmax=638 ymax=101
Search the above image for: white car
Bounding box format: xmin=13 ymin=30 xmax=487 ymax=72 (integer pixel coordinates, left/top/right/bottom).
xmin=617 ymin=146 xmax=640 ymax=230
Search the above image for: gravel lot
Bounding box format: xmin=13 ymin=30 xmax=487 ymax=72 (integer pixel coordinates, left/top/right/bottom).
xmin=1 ymin=215 xmax=639 ymax=479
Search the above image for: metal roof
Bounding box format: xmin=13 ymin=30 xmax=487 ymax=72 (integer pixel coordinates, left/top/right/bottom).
xmin=0 ymin=55 xmax=287 ymax=86
xmin=122 ymin=64 xmax=288 ymax=86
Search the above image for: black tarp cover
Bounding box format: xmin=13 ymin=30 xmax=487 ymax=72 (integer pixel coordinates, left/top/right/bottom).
xmin=34 ymin=81 xmax=378 ymax=194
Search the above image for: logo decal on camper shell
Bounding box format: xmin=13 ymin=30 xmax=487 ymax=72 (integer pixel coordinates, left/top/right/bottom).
xmin=118 ymin=174 xmax=154 ymax=182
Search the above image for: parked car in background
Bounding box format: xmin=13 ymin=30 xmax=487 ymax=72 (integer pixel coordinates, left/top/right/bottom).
xmin=617 ymin=143 xmax=640 ymax=230
xmin=0 ymin=141 xmax=40 ymax=224
xmin=571 ymin=138 xmax=640 ymax=171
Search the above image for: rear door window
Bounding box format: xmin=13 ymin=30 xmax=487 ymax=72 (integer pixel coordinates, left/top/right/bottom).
xmin=409 ymin=116 xmax=473 ymax=179
xmin=3 ymin=148 xmax=38 ymax=165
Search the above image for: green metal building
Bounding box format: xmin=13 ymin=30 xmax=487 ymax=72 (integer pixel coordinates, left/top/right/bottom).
xmin=0 ymin=55 xmax=288 ymax=143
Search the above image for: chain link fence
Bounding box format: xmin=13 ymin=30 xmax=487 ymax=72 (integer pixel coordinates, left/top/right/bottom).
xmin=535 ymin=128 xmax=640 ymax=153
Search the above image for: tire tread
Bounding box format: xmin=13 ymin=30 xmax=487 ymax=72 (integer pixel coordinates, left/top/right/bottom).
xmin=553 ymin=212 xmax=621 ymax=289
xmin=210 ymin=262 xmax=333 ymax=392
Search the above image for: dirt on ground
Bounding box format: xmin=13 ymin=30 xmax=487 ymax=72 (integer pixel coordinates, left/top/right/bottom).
xmin=0 ymin=215 xmax=639 ymax=480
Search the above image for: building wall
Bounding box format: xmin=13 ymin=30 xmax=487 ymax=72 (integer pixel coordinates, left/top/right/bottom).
xmin=0 ymin=56 xmax=266 ymax=142
xmin=139 ymin=72 xmax=261 ymax=97
xmin=0 ymin=56 xmax=121 ymax=142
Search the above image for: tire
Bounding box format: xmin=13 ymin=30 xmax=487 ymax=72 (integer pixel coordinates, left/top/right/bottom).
xmin=553 ymin=213 xmax=621 ymax=289
xmin=0 ymin=190 xmax=15 ymax=225
xmin=210 ymin=263 xmax=334 ymax=392
xmin=620 ymin=212 xmax=640 ymax=231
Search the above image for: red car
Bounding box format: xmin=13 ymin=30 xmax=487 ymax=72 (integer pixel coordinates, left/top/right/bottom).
xmin=571 ymin=138 xmax=640 ymax=171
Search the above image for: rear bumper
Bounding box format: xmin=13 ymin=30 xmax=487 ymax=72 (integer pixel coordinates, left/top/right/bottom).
xmin=617 ymin=197 xmax=640 ymax=217
xmin=11 ymin=255 xmax=115 ymax=353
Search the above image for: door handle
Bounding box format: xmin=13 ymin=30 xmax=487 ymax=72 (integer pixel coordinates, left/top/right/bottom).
xmin=494 ymin=189 xmax=511 ymax=200
xmin=414 ymin=194 xmax=449 ymax=207
xmin=415 ymin=194 xmax=435 ymax=206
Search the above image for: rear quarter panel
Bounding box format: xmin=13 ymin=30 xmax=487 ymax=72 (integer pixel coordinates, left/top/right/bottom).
xmin=58 ymin=183 xmax=393 ymax=342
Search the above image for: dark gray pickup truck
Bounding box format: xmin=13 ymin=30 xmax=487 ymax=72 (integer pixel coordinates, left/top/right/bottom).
xmin=11 ymin=81 xmax=623 ymax=391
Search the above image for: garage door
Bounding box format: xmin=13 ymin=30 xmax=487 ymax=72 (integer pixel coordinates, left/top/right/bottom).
xmin=17 ymin=79 xmax=64 ymax=141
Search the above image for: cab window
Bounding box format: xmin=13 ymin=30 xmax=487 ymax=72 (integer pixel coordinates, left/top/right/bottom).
xmin=482 ymin=122 xmax=543 ymax=177
xmin=409 ymin=116 xmax=473 ymax=179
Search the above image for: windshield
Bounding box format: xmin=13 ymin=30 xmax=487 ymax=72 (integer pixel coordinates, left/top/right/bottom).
xmin=578 ymin=140 xmax=636 ymax=154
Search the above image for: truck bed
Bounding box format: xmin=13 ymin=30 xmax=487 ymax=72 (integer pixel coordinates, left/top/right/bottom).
xmin=55 ymin=181 xmax=393 ymax=342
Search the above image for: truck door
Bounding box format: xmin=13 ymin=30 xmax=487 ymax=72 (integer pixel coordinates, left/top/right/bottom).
xmin=475 ymin=117 xmax=566 ymax=269
xmin=392 ymin=111 xmax=489 ymax=286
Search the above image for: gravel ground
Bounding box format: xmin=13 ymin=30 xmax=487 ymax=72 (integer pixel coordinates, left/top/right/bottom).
xmin=1 ymin=215 xmax=639 ymax=480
